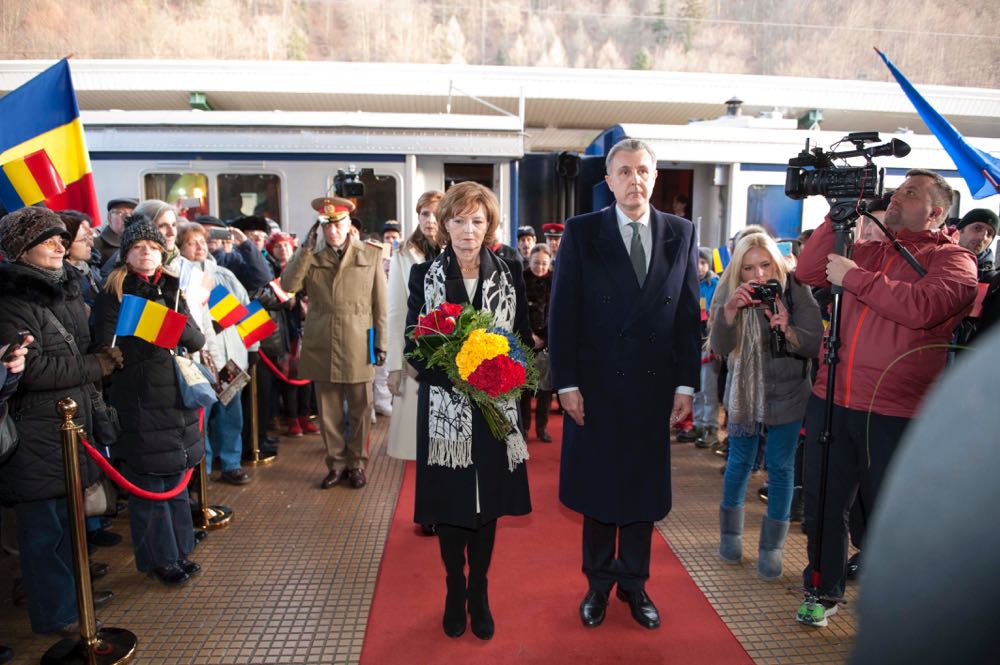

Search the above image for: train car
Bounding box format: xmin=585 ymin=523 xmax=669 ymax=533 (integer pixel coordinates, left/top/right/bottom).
xmin=520 ymin=121 xmax=1000 ymax=248
xmin=82 ymin=109 xmax=525 ymax=240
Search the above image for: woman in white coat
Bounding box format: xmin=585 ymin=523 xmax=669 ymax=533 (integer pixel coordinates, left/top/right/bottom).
xmin=386 ymin=191 xmax=443 ymax=473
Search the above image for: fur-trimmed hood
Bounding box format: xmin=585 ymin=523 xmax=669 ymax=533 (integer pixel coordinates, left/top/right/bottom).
xmin=0 ymin=260 xmax=83 ymax=307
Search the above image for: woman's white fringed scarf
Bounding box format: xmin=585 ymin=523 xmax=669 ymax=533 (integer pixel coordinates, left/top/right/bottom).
xmin=423 ymin=250 xmax=529 ymax=472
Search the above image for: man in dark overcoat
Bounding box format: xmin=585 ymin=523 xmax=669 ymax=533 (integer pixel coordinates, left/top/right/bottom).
xmin=548 ymin=138 xmax=701 ymax=630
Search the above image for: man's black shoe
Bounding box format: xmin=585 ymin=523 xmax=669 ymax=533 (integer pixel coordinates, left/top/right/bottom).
xmin=193 ymin=528 xmax=208 ymax=543
xmin=420 ymin=523 xmax=437 ymax=536
xmin=219 ymin=468 xmax=251 ymax=485
xmin=616 ymin=587 xmax=661 ymax=629
xmin=177 ymin=559 xmax=201 ymax=576
xmin=0 ymin=644 xmax=12 ymax=664
xmin=321 ymin=469 xmax=347 ymax=489
xmin=579 ymin=589 xmax=609 ymax=627
xmin=149 ymin=563 xmax=190 ymax=586
xmin=846 ymin=552 xmax=861 ymax=581
xmin=89 ymin=561 xmax=110 ymax=579
xmin=92 ymin=589 xmax=114 ymax=608
xmin=536 ymin=430 xmax=552 ymax=443
xmin=99 ymin=517 xmax=113 ymax=530
xmin=349 ymin=468 xmax=367 ymax=489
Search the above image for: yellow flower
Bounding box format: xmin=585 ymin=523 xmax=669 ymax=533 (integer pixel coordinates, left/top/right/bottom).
xmin=455 ymin=329 xmax=510 ymax=380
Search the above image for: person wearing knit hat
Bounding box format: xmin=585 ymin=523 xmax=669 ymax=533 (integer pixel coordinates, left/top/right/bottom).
xmin=119 ymin=214 xmax=168 ymax=266
xmin=0 ymin=206 xmax=71 ymax=262
xmin=955 ymin=208 xmax=999 ymax=281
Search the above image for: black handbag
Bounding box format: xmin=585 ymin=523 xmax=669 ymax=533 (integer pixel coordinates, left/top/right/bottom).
xmin=41 ymin=309 xmax=121 ymax=446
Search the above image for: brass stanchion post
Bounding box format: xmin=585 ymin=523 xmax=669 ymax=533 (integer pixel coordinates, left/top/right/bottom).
xmin=245 ymin=362 xmax=276 ymax=467
xmin=196 ymin=456 xmax=233 ymax=530
xmin=43 ymin=398 xmax=136 ymax=665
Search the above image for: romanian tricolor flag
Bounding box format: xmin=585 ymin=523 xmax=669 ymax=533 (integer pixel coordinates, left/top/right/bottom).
xmin=208 ymin=285 xmax=250 ymax=329
xmin=712 ymin=246 xmax=731 ymax=274
xmin=0 ymin=59 xmax=100 ymax=225
xmin=236 ymin=300 xmax=277 ymax=348
xmin=115 ymin=294 xmax=188 ymax=349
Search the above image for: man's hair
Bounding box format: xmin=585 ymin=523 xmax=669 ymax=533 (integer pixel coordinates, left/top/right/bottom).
xmin=905 ymin=168 xmax=954 ymax=215
xmin=605 ymin=138 xmax=657 ymax=174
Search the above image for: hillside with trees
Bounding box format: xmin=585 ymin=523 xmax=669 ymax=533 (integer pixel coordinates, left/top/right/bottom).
xmin=1 ymin=0 xmax=997 ymax=88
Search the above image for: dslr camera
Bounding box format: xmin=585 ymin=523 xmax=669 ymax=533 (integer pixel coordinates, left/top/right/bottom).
xmin=751 ymin=280 xmax=787 ymax=358
xmin=334 ymin=165 xmax=365 ymax=198
xmin=785 ymin=132 xmax=910 ymax=202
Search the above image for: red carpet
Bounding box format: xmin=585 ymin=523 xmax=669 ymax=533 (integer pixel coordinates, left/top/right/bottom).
xmin=361 ymin=413 xmax=752 ymax=664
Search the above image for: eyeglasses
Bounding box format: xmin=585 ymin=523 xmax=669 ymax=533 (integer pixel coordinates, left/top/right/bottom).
xmin=35 ymin=237 xmax=67 ymax=251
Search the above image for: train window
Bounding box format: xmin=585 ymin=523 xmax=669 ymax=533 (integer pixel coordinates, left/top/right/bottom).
xmin=747 ymin=185 xmax=803 ymax=239
xmin=218 ymin=174 xmax=282 ymax=226
xmin=345 ymin=169 xmax=398 ymax=239
xmin=143 ymin=173 xmax=209 ymax=221
xmin=444 ymin=163 xmax=495 ymax=190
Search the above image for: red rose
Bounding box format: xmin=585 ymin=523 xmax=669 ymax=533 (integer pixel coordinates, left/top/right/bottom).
xmin=439 ymin=302 xmax=464 ymax=318
xmin=466 ymin=355 xmax=527 ymax=397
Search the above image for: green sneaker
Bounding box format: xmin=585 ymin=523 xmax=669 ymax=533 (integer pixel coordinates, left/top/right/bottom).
xmin=796 ymin=595 xmax=838 ymax=627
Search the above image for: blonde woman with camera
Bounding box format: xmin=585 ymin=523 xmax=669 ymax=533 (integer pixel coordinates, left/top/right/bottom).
xmin=709 ymin=232 xmax=822 ymax=579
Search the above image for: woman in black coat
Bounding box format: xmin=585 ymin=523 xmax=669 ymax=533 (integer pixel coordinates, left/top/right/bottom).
xmin=404 ymin=183 xmax=532 ymax=641
xmin=520 ymin=243 xmax=554 ymax=441
xmin=0 ymin=207 xmax=123 ymax=635
xmin=94 ymin=216 xmax=206 ymax=586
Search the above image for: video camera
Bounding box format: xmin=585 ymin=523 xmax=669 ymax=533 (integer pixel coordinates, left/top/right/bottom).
xmin=785 ymin=132 xmax=910 ymax=202
xmin=334 ymin=165 xmax=365 ymax=198
xmin=751 ymin=279 xmax=787 ymax=358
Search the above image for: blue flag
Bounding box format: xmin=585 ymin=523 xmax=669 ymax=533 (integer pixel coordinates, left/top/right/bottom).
xmin=876 ymin=48 xmax=999 ymax=199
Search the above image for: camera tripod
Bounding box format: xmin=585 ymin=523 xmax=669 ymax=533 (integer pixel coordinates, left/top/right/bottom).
xmin=805 ymin=198 xmax=926 ymax=611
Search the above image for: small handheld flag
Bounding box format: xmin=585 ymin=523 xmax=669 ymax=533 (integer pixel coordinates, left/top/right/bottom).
xmin=208 ymin=285 xmax=250 ymax=329
xmin=236 ymin=301 xmax=277 ymax=348
xmin=712 ymin=246 xmax=731 ymax=274
xmin=115 ymin=294 xmax=187 ymax=349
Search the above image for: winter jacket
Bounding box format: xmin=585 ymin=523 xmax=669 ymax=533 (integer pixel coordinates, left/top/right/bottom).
xmin=699 ymin=272 xmax=719 ymax=339
xmin=94 ymin=271 xmax=205 ymax=475
xmin=213 ymin=241 xmax=273 ymax=293
xmin=709 ymin=276 xmax=823 ymax=426
xmin=0 ymin=262 xmax=101 ymax=504
xmin=523 ymin=268 xmax=552 ymax=345
xmin=280 ymin=238 xmax=387 ymax=384
xmin=797 ymin=216 xmax=978 ymax=418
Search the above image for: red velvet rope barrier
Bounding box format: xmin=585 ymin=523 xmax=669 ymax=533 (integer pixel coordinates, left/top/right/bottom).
xmin=258 ymin=350 xmax=311 ymax=386
xmin=79 ymin=436 xmax=194 ymax=500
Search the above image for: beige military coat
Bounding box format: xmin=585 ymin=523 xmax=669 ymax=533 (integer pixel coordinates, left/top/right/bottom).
xmin=280 ymin=238 xmax=387 ymax=384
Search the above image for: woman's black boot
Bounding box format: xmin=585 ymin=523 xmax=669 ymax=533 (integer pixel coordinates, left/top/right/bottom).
xmin=437 ymin=525 xmax=467 ymax=638
xmin=466 ymin=521 xmax=496 ymax=640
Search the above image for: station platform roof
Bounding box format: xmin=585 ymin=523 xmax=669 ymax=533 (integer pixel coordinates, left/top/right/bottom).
xmin=2 ymin=59 xmax=998 ymax=150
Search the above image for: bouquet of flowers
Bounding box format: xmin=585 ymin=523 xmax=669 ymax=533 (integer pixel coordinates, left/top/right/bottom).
xmin=408 ymin=301 xmax=537 ymax=439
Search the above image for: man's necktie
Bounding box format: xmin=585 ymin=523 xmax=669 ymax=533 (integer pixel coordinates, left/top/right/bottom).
xmin=629 ymin=221 xmax=646 ymax=286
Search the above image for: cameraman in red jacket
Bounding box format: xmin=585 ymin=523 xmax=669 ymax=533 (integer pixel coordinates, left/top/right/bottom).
xmin=793 ymin=169 xmax=977 ymax=628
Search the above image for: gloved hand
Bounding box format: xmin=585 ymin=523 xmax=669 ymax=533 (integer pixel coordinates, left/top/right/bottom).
xmin=388 ymin=370 xmax=402 ymax=396
xmin=303 ymin=221 xmax=321 ymax=251
xmin=95 ymin=346 xmax=124 ymax=376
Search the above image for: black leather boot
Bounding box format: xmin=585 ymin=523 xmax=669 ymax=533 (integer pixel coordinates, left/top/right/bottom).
xmin=467 ymin=521 xmax=496 ymax=640
xmin=437 ymin=525 xmax=467 ymax=638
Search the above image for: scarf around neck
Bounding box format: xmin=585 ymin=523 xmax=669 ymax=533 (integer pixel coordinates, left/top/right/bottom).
xmin=727 ymin=306 xmax=767 ymax=438
xmin=423 ymin=247 xmax=528 ymax=472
